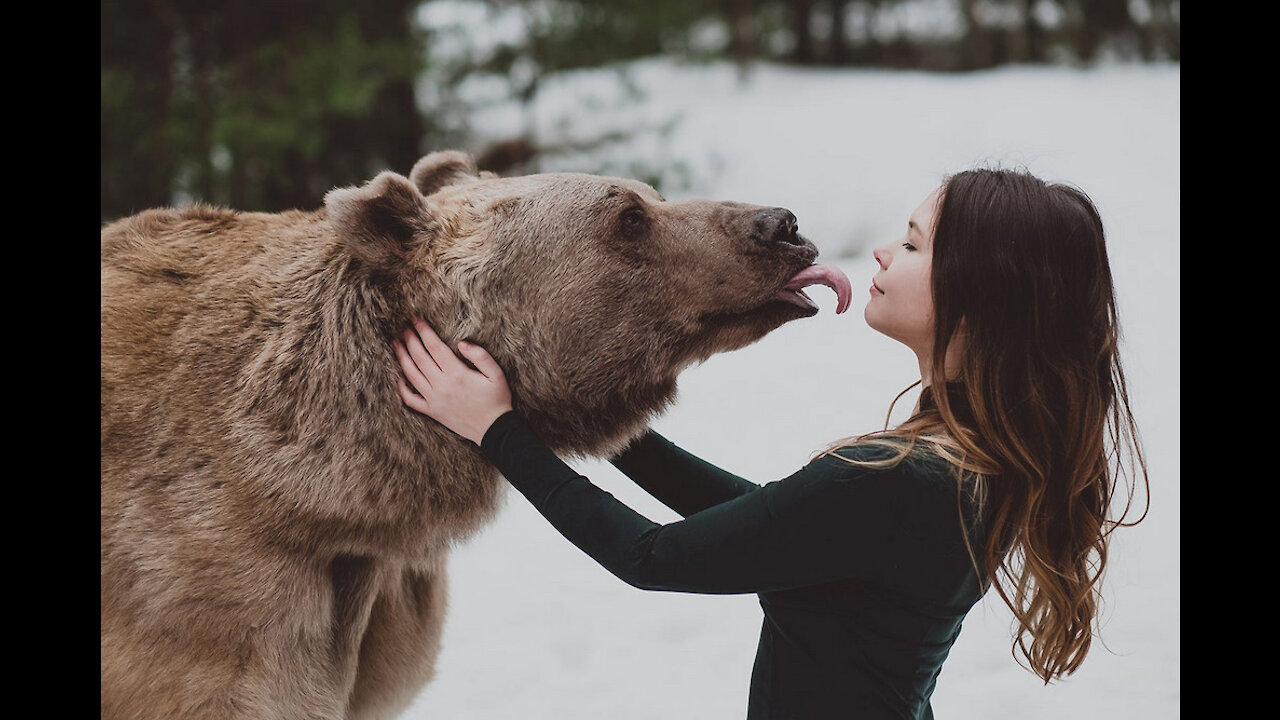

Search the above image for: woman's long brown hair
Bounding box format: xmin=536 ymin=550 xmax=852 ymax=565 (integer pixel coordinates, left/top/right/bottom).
xmin=829 ymin=168 xmax=1149 ymax=683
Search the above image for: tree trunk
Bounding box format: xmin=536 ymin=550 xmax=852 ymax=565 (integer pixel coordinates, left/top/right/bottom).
xmin=958 ymin=0 xmax=994 ymax=70
xmin=829 ymin=0 xmax=850 ymax=63
xmin=1020 ymin=0 xmax=1049 ymax=63
xmin=790 ymin=0 xmax=816 ymax=64
xmin=359 ymin=1 xmax=424 ymax=174
xmin=101 ymin=0 xmax=177 ymax=218
xmin=725 ymin=0 xmax=757 ymax=78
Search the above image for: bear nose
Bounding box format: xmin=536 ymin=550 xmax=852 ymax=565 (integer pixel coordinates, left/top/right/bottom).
xmin=752 ymin=208 xmax=803 ymax=247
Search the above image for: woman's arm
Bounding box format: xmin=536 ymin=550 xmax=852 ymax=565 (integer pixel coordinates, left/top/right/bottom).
xmin=393 ymin=319 xmax=940 ymax=595
xmin=482 ymin=410 xmax=926 ymax=594
xmin=609 ymin=431 xmax=761 ymax=518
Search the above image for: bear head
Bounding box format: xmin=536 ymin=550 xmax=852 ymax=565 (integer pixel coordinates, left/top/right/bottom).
xmin=324 ymin=150 xmax=851 ymax=457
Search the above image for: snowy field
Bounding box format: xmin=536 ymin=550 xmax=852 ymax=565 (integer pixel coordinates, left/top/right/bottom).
xmin=402 ymin=54 xmax=1180 ymax=720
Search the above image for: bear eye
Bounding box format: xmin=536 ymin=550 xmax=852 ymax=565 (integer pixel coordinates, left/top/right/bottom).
xmin=622 ymin=207 xmax=646 ymax=227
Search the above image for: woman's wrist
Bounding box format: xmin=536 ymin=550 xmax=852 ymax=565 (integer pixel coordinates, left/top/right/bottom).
xmin=479 ymin=408 xmax=525 ymax=459
xmin=471 ymin=405 xmax=515 ymax=446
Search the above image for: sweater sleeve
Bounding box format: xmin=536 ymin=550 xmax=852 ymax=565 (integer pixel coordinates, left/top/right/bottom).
xmin=481 ymin=411 xmax=940 ymax=595
xmin=608 ymin=429 xmax=760 ymax=518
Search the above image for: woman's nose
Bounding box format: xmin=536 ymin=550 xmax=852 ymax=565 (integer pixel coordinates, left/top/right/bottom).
xmin=872 ymin=244 xmax=888 ymax=270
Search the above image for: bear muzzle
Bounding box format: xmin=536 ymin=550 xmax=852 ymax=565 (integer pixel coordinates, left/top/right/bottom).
xmin=751 ymin=208 xmax=807 ymax=248
xmin=747 ymin=208 xmax=852 ymax=315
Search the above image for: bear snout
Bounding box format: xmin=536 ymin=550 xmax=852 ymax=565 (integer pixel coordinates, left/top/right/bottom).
xmin=751 ymin=207 xmax=807 ymax=248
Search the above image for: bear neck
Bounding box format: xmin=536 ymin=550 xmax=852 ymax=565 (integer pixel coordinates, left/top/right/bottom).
xmin=233 ymin=238 xmax=504 ymax=554
xmin=501 ymin=338 xmax=683 ymax=459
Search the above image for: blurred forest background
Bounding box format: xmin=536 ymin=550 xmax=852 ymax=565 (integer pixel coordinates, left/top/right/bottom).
xmin=100 ymin=0 xmax=1179 ymax=223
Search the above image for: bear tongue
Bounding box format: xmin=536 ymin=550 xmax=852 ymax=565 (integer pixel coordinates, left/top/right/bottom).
xmin=780 ymin=264 xmax=853 ymax=314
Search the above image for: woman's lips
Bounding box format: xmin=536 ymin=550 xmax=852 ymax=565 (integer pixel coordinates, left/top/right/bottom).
xmin=870 ymin=280 xmax=883 ymax=295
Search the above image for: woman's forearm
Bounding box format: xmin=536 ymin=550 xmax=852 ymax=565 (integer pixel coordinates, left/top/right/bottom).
xmin=480 ymin=411 xmax=912 ymax=595
xmin=609 ymin=430 xmax=760 ymax=517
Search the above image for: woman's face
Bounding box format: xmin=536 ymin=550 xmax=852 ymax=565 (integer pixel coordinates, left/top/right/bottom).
xmin=864 ymin=186 xmax=942 ymax=358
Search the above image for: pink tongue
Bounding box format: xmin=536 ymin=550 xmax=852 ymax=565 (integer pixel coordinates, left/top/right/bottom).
xmin=784 ymin=264 xmax=853 ymax=314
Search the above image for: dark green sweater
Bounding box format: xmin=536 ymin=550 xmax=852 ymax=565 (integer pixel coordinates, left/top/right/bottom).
xmin=481 ymin=411 xmax=988 ymax=720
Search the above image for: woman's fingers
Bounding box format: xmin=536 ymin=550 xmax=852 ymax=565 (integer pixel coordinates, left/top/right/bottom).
xmin=411 ymin=318 xmax=466 ymax=373
xmin=458 ymin=341 xmax=506 ymax=381
xmin=394 ymin=339 xmax=433 ymax=394
xmin=402 ymin=326 xmax=442 ymax=377
xmin=394 ymin=320 xmax=512 ymax=443
xmin=397 ymin=376 xmax=431 ymax=415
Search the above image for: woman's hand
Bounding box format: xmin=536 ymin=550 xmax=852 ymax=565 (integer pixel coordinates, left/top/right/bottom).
xmin=394 ymin=318 xmax=513 ymax=445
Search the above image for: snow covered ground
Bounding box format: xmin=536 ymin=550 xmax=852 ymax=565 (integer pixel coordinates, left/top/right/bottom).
xmin=403 ymin=55 xmax=1180 ymax=720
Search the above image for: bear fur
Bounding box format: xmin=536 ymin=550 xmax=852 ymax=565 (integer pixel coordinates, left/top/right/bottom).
xmin=100 ymin=150 xmax=840 ymax=719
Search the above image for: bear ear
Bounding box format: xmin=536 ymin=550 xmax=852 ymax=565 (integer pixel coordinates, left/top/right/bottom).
xmin=324 ymin=171 xmax=432 ymax=276
xmin=410 ymin=150 xmax=484 ymax=197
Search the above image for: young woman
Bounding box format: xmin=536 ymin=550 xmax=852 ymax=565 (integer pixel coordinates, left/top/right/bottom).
xmin=392 ymin=167 xmax=1149 ymax=719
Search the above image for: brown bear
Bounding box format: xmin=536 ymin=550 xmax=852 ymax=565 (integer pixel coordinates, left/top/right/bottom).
xmin=100 ymin=150 xmax=851 ymax=720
